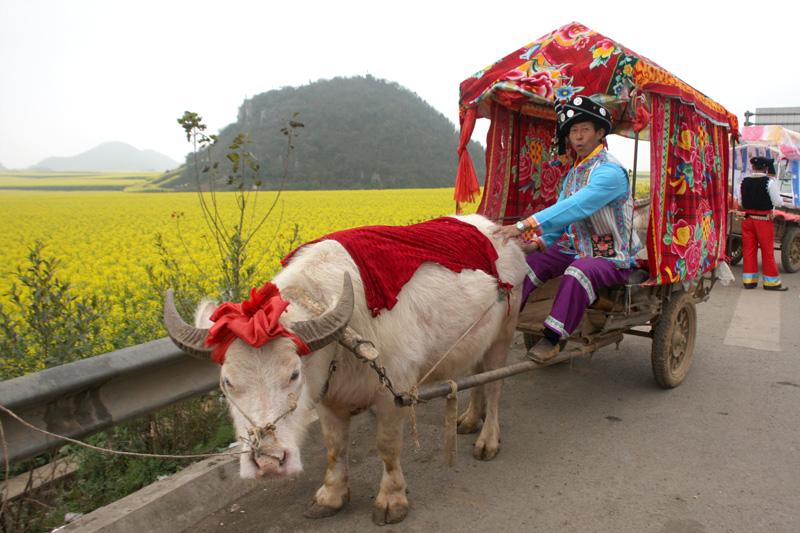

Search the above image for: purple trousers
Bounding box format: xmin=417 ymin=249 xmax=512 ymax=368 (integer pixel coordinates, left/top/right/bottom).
xmin=522 ymin=246 xmax=632 ymax=339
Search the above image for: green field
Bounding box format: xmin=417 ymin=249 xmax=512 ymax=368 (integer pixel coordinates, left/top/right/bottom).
xmin=0 ymin=171 xmax=160 ymax=191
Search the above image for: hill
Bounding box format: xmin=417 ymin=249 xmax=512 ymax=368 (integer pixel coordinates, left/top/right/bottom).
xmin=32 ymin=142 xmax=180 ymax=172
xmin=153 ymin=76 xmax=486 ymax=191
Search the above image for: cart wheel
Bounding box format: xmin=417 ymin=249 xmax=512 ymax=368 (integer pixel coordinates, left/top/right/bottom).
xmin=651 ymin=290 xmax=696 ymax=389
xmin=781 ymin=226 xmax=800 ymax=273
xmin=726 ymin=235 xmax=743 ymax=266
xmin=523 ymin=332 xmax=542 ymax=351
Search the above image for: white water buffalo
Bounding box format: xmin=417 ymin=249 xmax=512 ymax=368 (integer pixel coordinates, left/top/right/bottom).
xmin=164 ymin=214 xmax=526 ymax=525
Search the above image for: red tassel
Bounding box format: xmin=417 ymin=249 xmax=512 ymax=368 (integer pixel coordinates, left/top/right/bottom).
xmin=634 ymin=104 xmax=652 ymax=133
xmin=455 ymin=107 xmax=481 ymax=204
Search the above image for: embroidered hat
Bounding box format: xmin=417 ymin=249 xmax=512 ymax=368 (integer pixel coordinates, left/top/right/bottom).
xmin=750 ymin=156 xmax=774 ymax=171
xmin=554 ymin=95 xmax=613 ymax=155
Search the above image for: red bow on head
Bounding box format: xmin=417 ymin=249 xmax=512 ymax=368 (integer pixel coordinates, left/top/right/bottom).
xmin=205 ymin=283 xmax=310 ymax=364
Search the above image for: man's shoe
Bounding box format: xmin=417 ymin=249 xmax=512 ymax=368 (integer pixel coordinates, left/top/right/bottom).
xmin=743 ymin=284 xmax=757 ymax=290
xmin=764 ymin=284 xmax=789 ymax=292
xmin=526 ymin=338 xmax=562 ymax=363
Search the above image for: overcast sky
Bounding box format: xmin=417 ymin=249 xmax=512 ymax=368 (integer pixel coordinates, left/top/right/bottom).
xmin=1 ymin=0 xmax=798 ymax=171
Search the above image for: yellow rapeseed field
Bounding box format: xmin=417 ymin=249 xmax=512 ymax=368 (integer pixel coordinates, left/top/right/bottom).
xmin=0 ymin=189 xmax=477 ymax=348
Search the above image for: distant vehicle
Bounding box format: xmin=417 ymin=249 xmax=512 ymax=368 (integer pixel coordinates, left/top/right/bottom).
xmin=727 ymin=125 xmax=800 ymax=273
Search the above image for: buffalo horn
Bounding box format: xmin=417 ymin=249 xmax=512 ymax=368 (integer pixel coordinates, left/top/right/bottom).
xmin=282 ymin=281 xmax=379 ymax=362
xmin=288 ymin=272 xmax=355 ymax=352
xmin=163 ymin=289 xmax=213 ymax=360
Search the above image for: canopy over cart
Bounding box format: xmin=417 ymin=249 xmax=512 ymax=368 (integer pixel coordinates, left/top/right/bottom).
xmin=446 ymin=22 xmax=739 ymax=389
xmin=455 ymin=21 xmax=739 ymax=286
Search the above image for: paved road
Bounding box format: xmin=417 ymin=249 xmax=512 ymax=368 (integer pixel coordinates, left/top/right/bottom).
xmin=193 ymin=260 xmax=800 ymax=533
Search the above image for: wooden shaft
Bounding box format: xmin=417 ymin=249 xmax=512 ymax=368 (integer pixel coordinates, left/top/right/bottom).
xmin=394 ymin=333 xmax=624 ymax=407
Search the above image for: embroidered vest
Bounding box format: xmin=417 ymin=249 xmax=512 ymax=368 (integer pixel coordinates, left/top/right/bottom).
xmin=561 ymin=150 xmax=642 ymax=268
xmin=740 ymin=174 xmax=774 ymax=211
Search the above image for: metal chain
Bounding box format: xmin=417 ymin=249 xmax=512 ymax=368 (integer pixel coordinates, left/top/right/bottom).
xmin=346 ymin=338 xmax=405 ymax=401
xmin=368 ymin=359 xmax=404 ymax=401
xmin=346 ymin=285 xmax=510 ymax=405
xmin=314 ymin=357 xmax=338 ymax=403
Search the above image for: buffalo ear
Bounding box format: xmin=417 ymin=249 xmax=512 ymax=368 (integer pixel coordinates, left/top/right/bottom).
xmin=194 ymin=299 xmax=217 ymax=328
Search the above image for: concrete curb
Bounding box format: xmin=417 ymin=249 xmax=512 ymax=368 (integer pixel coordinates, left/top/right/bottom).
xmin=60 ymin=449 xmax=252 ymax=533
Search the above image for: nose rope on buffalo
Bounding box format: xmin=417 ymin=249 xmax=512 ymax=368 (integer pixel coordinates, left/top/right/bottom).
xmin=218 ymin=375 xmax=298 ymax=456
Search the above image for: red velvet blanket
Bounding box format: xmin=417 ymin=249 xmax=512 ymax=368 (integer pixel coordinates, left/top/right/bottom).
xmin=281 ymin=217 xmax=513 ymax=317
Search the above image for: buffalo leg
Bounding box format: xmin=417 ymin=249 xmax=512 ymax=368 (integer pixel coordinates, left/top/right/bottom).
xmin=473 ymin=334 xmax=512 ymax=461
xmin=304 ymin=404 xmax=351 ymax=519
xmin=371 ymin=398 xmax=409 ymax=525
xmin=456 ymin=361 xmax=486 ymax=434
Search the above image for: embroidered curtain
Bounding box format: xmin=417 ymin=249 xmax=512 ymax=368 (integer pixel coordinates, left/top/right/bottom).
xmin=477 ymin=103 xmax=573 ymax=221
xmin=646 ymin=94 xmax=730 ymax=284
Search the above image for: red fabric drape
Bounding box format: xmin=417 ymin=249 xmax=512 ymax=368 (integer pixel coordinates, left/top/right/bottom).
xmin=282 ymin=217 xmax=513 ymax=317
xmin=477 ymin=103 xmax=571 ymax=222
xmin=455 ymin=106 xmax=480 ymax=207
xmin=646 ymin=94 xmax=729 ymax=284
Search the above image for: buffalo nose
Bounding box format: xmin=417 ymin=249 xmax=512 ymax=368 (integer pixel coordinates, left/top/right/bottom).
xmin=254 ymin=449 xmax=286 ymax=473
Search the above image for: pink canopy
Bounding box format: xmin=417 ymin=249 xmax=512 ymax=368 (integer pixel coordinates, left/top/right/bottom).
xmin=741 ymin=125 xmax=800 ymax=160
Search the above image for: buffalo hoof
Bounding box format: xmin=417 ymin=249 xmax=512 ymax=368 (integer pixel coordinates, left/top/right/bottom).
xmin=372 ymin=503 xmax=408 ymax=526
xmin=304 ymin=501 xmax=342 ymax=519
xmin=473 ymin=440 xmax=500 ymax=461
xmin=456 ymin=413 xmax=482 ymax=435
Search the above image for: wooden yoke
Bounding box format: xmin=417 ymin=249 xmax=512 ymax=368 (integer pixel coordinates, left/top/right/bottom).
xmin=282 ymin=285 xmax=380 ymax=362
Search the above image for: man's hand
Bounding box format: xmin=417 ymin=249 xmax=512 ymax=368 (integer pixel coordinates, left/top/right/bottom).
xmin=493 ymin=223 xmax=522 ymax=245
xmin=519 ymin=240 xmax=540 ymax=254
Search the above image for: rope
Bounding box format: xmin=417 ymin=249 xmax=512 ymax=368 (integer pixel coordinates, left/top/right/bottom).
xmin=218 ymin=376 xmax=297 ymax=451
xmin=444 ymin=380 xmax=458 ymax=467
xmin=0 ymin=404 xmax=248 ymax=466
xmin=405 ymin=299 xmax=499 ymax=452
xmin=416 ymin=301 xmax=497 ymax=391
xmin=408 ymin=386 xmax=420 ymax=451
xmin=1 ymin=410 xmax=10 ymax=516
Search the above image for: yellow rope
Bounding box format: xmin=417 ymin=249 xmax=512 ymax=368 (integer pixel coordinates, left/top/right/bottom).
xmin=444 ymin=380 xmax=459 ymax=467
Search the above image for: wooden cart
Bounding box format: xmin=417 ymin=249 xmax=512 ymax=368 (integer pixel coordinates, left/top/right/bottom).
xmin=451 ymin=22 xmax=738 ymax=390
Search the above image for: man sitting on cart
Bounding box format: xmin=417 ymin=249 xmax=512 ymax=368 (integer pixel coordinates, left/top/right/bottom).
xmin=495 ymin=95 xmax=641 ymax=362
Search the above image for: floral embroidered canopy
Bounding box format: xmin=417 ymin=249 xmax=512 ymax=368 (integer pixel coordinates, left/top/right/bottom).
xmin=455 ymin=22 xmax=739 ymax=285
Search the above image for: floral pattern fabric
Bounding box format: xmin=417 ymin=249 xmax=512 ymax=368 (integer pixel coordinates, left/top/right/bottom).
xmin=459 ymin=21 xmax=738 ymax=137
xmin=646 ymin=94 xmax=730 ymax=283
xmin=476 ymin=103 xmax=573 ymax=221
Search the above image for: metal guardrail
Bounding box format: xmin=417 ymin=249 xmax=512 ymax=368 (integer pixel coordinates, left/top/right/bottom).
xmin=0 ymin=337 xmax=219 ymax=465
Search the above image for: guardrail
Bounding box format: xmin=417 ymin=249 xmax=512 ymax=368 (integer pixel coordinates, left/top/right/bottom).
xmin=0 ymin=337 xmax=219 ymax=465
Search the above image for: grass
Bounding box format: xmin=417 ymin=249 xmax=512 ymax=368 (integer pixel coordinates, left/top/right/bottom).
xmin=0 ymin=171 xmax=160 ymax=191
